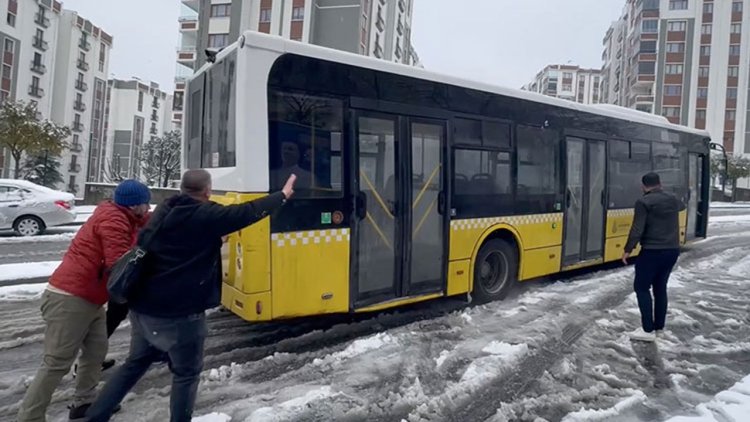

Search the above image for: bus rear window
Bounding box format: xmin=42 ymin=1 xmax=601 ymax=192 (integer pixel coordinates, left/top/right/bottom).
xmin=201 ymin=51 xmax=237 ymax=168
xmin=268 ymin=91 xmax=343 ymax=197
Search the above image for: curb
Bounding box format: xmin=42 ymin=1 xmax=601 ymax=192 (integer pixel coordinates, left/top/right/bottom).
xmin=0 ymin=277 xmax=49 ymax=288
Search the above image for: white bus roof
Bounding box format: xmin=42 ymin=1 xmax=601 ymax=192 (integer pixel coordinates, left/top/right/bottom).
xmin=205 ymin=32 xmax=710 ymax=139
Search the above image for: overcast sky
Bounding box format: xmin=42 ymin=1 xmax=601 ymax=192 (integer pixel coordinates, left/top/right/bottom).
xmin=64 ymin=0 xmax=624 ymax=92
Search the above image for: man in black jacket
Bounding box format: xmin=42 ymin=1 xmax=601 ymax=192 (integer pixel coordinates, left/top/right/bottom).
xmin=86 ymin=169 xmax=295 ymax=421
xmin=622 ymin=172 xmax=685 ymax=342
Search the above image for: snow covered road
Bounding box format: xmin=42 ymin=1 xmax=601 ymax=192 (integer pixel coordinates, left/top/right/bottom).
xmin=0 ymin=211 xmax=748 ymax=421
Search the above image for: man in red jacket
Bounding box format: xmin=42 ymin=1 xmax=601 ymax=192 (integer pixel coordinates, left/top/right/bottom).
xmin=17 ymin=179 xmax=151 ymax=422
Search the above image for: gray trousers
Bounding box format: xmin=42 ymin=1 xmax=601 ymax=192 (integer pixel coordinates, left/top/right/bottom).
xmin=17 ymin=290 xmax=108 ymax=422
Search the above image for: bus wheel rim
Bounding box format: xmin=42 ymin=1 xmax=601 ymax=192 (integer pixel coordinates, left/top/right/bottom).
xmin=480 ymin=251 xmax=509 ymax=294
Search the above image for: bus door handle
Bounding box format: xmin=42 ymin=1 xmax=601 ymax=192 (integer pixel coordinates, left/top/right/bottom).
xmin=437 ymin=191 xmax=446 ymax=215
xmin=355 ymin=192 xmax=367 ymax=220
xmin=566 ymin=189 xmax=571 ymax=208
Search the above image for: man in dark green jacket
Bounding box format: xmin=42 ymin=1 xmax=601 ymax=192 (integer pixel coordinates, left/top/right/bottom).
xmin=622 ymin=172 xmax=685 ymax=342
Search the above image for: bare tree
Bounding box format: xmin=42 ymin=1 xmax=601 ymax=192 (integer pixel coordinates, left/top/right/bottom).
xmin=140 ymin=130 xmax=181 ymax=187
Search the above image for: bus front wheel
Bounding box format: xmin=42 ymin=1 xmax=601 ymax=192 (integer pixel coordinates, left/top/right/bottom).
xmin=472 ymin=238 xmax=518 ymax=303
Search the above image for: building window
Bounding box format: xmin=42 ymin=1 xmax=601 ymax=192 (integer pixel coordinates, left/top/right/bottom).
xmin=667 ymin=21 xmax=687 ymax=32
xmin=732 ymin=1 xmax=743 ymax=12
xmin=292 ymin=6 xmax=304 ymax=21
xmin=700 ymin=45 xmax=711 ymax=56
xmin=666 ymin=42 xmax=685 ymax=53
xmin=639 ymin=61 xmax=656 ymax=75
xmin=2 ymin=64 xmax=11 ymax=79
xmin=697 ymin=87 xmax=708 ymax=98
xmin=31 ymin=76 xmax=40 ymax=88
xmin=701 ymin=24 xmax=712 ymax=35
xmin=99 ymin=43 xmax=106 ymax=72
xmin=643 ymin=0 xmax=659 ymax=10
xmin=728 ymin=66 xmax=739 ymax=77
xmin=642 ymin=19 xmax=658 ymax=33
xmin=4 ymin=39 xmax=13 ymax=53
xmin=699 ymin=66 xmax=710 ymax=77
xmin=696 ymin=110 xmax=707 ymax=120
xmin=664 ymin=85 xmax=682 ymax=96
xmin=730 ymin=23 xmax=742 ymax=34
xmin=208 ymin=33 xmax=229 ymax=48
xmin=563 ymin=72 xmax=573 ymax=80
xmin=210 ymin=4 xmax=230 ymax=17
xmin=6 ymin=12 xmax=14 ymax=27
xmin=703 ymin=3 xmax=713 ymax=13
xmin=729 ymin=45 xmax=741 ymax=56
xmin=562 ymin=83 xmax=572 ymax=92
xmin=726 ymin=110 xmax=736 ymax=121
xmin=640 ymin=40 xmax=657 ymax=53
xmin=665 ymin=64 xmax=684 ymax=74
xmin=662 ymin=107 xmax=681 ymax=118
xmin=669 ymin=0 xmax=688 ymax=10
xmin=138 ymin=91 xmax=143 ymax=112
xmin=259 ymin=8 xmax=271 ymax=23
xmin=727 ymin=87 xmax=738 ymax=99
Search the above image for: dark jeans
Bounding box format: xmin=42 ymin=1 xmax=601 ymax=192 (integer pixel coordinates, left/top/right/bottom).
xmin=86 ymin=311 xmax=207 ymax=422
xmin=106 ymin=301 xmax=129 ymax=338
xmin=634 ymin=248 xmax=680 ymax=333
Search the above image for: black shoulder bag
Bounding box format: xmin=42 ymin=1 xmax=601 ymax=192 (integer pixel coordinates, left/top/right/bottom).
xmin=107 ymin=210 xmax=169 ymax=304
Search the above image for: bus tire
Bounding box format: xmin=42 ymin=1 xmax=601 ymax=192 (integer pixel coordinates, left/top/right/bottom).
xmin=472 ymin=238 xmax=518 ymax=303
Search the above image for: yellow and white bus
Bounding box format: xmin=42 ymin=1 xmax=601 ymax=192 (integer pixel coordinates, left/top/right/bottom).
xmin=183 ymin=32 xmax=711 ymax=322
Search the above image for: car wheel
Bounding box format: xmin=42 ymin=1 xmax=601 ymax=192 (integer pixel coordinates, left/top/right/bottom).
xmin=472 ymin=238 xmax=518 ymax=303
xmin=14 ymin=216 xmax=45 ymax=237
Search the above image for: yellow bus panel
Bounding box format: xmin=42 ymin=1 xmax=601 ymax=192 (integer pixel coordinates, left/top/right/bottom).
xmin=270 ymin=229 xmax=350 ymax=319
xmin=447 ymin=259 xmax=471 ymax=296
xmin=521 ymin=246 xmax=563 ymax=280
xmin=221 ymin=283 xmax=273 ymax=322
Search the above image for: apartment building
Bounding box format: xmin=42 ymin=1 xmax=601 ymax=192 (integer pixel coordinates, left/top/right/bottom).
xmin=104 ymin=78 xmax=174 ymax=181
xmin=601 ymin=0 xmax=750 ymax=159
xmin=524 ymin=65 xmax=603 ymax=105
xmin=173 ymin=0 xmax=418 ymax=126
xmin=0 ymin=0 xmax=63 ymax=177
xmin=51 ymin=10 xmax=112 ymax=194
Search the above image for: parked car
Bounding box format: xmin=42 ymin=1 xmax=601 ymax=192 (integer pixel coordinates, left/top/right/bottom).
xmin=0 ymin=179 xmax=76 ymax=236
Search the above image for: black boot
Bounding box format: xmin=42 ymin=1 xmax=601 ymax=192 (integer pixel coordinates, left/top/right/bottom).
xmin=102 ymin=358 xmax=116 ymax=371
xmin=69 ymin=403 xmax=121 ymax=420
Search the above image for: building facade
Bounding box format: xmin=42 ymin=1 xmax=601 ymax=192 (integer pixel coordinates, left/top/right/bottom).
xmin=173 ymin=0 xmax=418 ymax=126
xmin=601 ymin=0 xmax=750 ymax=159
xmin=0 ymin=0 xmax=63 ymax=177
xmin=51 ymin=10 xmax=112 ymax=193
xmin=524 ymin=64 xmax=603 ymax=104
xmin=104 ymin=78 xmax=174 ymax=181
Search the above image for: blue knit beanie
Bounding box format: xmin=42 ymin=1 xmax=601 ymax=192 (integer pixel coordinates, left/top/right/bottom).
xmin=114 ymin=180 xmax=151 ymax=207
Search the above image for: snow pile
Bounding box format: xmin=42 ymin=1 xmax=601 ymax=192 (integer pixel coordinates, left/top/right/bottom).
xmin=665 ymin=374 xmax=750 ymax=421
xmin=192 ymin=413 xmax=232 ymax=422
xmin=0 ymin=283 xmax=48 ymax=301
xmin=0 ymin=233 xmax=76 ymax=243
xmin=247 ymin=386 xmax=341 ymax=422
xmin=709 ymin=201 xmax=750 ymax=208
xmin=0 ymin=261 xmax=60 ymax=282
xmin=562 ymin=390 xmax=646 ymax=421
xmin=312 ymin=333 xmax=395 ymax=367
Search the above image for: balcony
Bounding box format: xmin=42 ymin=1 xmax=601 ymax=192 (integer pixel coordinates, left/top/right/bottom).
xmin=176 ymin=46 xmax=197 ymax=69
xmin=376 ymin=14 xmax=385 ymax=31
xmin=151 ymin=99 xmax=160 ymax=108
xmin=72 ymin=122 xmax=84 ymax=132
xmin=34 ymin=12 xmax=50 ymax=28
xmin=30 ymin=61 xmax=46 ymax=74
xmin=149 ymin=126 xmax=158 ymax=135
xmin=68 ymin=163 xmax=82 ymax=173
xmin=635 ymin=95 xmax=655 ymax=103
xmin=74 ymin=100 xmax=86 ymax=112
xmin=75 ymin=80 xmax=88 ymax=91
xmin=151 ymin=112 xmax=159 ymax=121
xmin=33 ymin=36 xmax=49 ymax=51
xmin=28 ymin=85 xmax=44 ymax=98
xmin=77 ymin=59 xmax=89 ymax=71
xmin=79 ymin=38 xmax=91 ymax=51
xmin=181 ymin=0 xmax=199 ymax=12
xmin=70 ymin=143 xmax=83 ymax=153
xmin=398 ymin=0 xmax=405 ymax=13
xmin=179 ymin=16 xmax=199 ymax=31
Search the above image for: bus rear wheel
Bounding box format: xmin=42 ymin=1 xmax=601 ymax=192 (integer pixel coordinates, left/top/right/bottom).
xmin=472 ymin=238 xmax=518 ymax=303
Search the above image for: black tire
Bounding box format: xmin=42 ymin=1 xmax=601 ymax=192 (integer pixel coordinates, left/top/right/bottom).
xmin=14 ymin=216 xmax=45 ymax=237
xmin=472 ymin=238 xmax=518 ymax=303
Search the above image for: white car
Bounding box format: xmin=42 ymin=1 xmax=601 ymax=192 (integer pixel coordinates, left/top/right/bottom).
xmin=0 ymin=179 xmax=76 ymax=236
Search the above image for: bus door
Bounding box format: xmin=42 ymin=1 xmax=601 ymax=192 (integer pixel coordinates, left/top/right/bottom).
xmin=563 ymin=137 xmax=607 ymax=267
xmin=351 ymin=110 xmax=447 ymax=306
xmin=687 ymin=153 xmax=704 ymax=239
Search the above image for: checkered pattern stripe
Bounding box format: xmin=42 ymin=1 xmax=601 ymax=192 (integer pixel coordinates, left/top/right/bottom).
xmin=450 ymin=213 xmax=562 ymax=231
xmin=608 ymin=209 xmax=635 ymax=218
xmin=271 ymin=229 xmax=350 ymax=247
